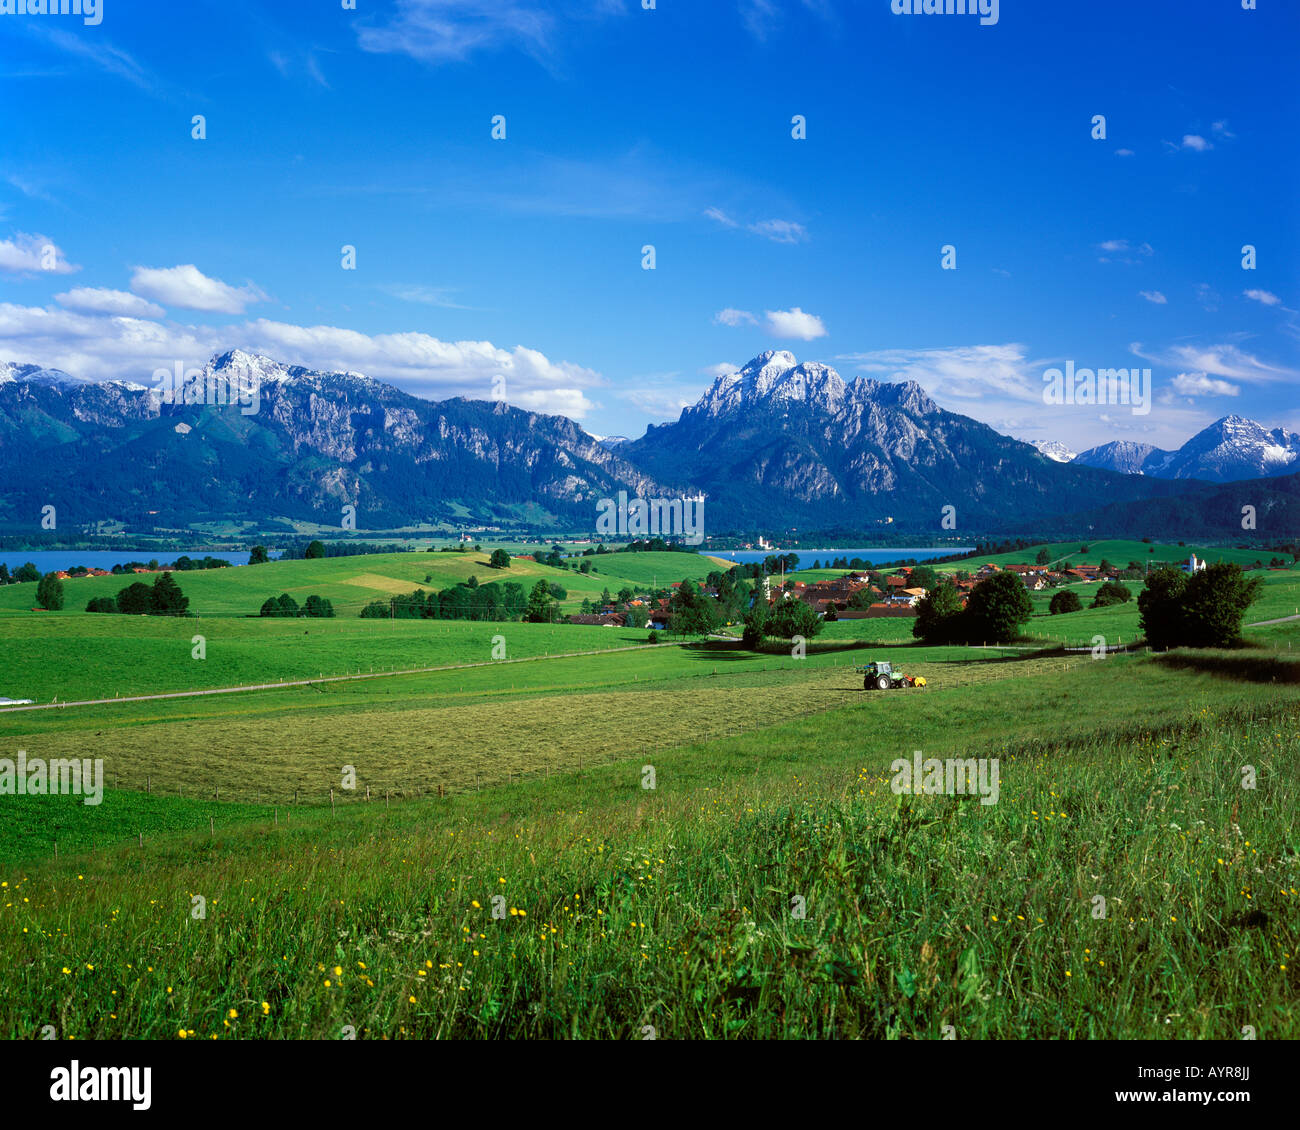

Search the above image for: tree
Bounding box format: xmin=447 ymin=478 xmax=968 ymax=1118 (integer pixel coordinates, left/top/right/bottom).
xmin=13 ymin=561 xmax=40 ymax=583
xmin=912 ymin=580 xmax=965 ymax=643
xmin=489 ymin=549 xmax=511 ymax=569
xmin=1035 ymin=547 xmax=1052 ymax=566
xmin=86 ymin=596 xmax=117 ymax=613
xmin=36 ymin=572 xmax=64 ymax=610
xmin=116 ymin=582 xmax=153 ymax=615
xmin=276 ymin=593 xmax=300 ymax=617
xmin=525 ymin=579 xmax=557 ymax=623
xmin=1049 ymin=590 xmax=1082 ymax=615
xmin=1183 ymin=564 xmax=1261 ymax=646
xmin=0 ymin=563 xmax=10 ymax=585
xmin=1140 ymin=563 xmax=1261 ymax=650
xmin=741 ymin=605 xmax=768 ymax=648
xmin=617 ymin=586 xmax=634 ymax=604
xmin=249 ymin=546 xmax=270 ymax=565
xmin=1090 ymin=581 xmax=1131 ymax=609
xmin=847 ymin=588 xmax=876 ymax=611
xmin=259 ymin=597 xmax=280 ymax=617
xmin=670 ymin=579 xmax=719 ymax=637
xmin=823 ymin=603 xmax=838 ymax=622
xmin=768 ymin=598 xmax=822 ymax=641
xmin=305 ymin=540 xmax=326 ymax=559
xmin=909 ymin=565 xmax=939 ymax=592
xmin=149 ymin=572 xmax=189 ymax=616
xmin=1098 ymin=558 xmax=1114 ymax=575
xmin=964 ymin=572 xmax=1033 ymax=643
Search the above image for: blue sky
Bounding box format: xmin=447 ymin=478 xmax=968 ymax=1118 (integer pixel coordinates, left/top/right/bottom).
xmin=1 ymin=0 xmax=1296 ymax=451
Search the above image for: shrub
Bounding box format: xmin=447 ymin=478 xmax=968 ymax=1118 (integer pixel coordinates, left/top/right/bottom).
xmin=1090 ymin=581 xmax=1132 ymax=608
xmin=35 ymin=572 xmax=64 ymax=611
xmin=1049 ymin=590 xmax=1082 ymax=615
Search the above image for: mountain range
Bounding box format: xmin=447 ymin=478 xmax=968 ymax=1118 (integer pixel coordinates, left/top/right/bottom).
xmin=0 ymin=349 xmax=1295 ymax=539
xmin=1071 ymin=416 xmax=1300 ymax=482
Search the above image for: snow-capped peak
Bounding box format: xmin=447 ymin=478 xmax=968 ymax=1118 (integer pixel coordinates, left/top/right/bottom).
xmin=1030 ymin=439 xmax=1078 ymax=463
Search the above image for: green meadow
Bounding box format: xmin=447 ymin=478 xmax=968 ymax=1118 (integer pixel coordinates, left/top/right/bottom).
xmin=0 ymin=548 xmax=1296 ymax=1039
xmin=0 ymin=549 xmax=730 ymax=618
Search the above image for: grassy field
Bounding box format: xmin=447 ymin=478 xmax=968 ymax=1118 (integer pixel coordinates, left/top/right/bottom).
xmin=0 ymin=549 xmax=729 ymax=618
xmin=1 ymin=546 xmax=1297 ymax=1040
xmin=1 ymin=649 xmax=1296 ymax=1039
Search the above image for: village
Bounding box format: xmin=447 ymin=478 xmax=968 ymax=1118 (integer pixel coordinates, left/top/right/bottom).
xmin=562 ymin=552 xmax=1217 ymax=631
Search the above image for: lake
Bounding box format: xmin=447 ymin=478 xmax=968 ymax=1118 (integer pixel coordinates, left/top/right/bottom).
xmin=707 ymin=547 xmax=972 ymax=566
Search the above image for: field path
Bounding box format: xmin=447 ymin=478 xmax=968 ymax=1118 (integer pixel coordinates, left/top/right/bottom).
xmin=1247 ymin=613 xmax=1300 ymax=627
xmin=0 ymin=641 xmax=682 ymax=714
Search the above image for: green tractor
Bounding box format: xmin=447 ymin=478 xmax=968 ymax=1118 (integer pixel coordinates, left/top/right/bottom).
xmin=856 ymin=660 xmax=926 ymax=690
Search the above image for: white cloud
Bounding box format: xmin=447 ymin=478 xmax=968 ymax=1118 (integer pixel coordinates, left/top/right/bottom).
xmin=130 ymin=265 xmax=267 ymax=314
xmin=840 ymin=344 xmax=1039 ymax=405
xmin=1096 ymin=239 xmax=1153 ymax=264
xmin=838 ymin=343 xmax=1207 ymax=450
xmin=1169 ymin=371 xmax=1238 ymax=398
xmin=1179 ymin=135 xmax=1212 ymax=152
xmin=30 ymin=26 xmax=159 ymax=94
xmin=55 ymin=287 xmax=165 ymax=318
xmin=748 ymin=218 xmax=807 ymax=244
xmin=379 ymin=284 xmax=472 ymax=310
xmin=1131 ymin=341 xmax=1297 ymax=384
xmin=354 ymin=0 xmax=621 ymax=65
xmin=701 ymin=362 xmax=739 ymax=379
xmin=1244 ymin=288 xmax=1281 ymax=307
xmin=618 ymin=388 xmax=697 ymax=421
xmin=0 ymin=301 xmax=604 ymax=419
xmin=706 ymin=209 xmax=808 ymax=243
xmin=715 ymin=307 xmax=826 ymax=339
xmin=764 ymin=307 xmax=826 ymax=340
xmin=1139 ymin=290 xmax=1167 ymax=305
xmin=739 ymin=0 xmax=782 ymax=40
xmin=0 ymin=233 xmax=77 ymax=275
xmin=714 ymin=308 xmax=758 ymax=327
xmin=1115 ymin=148 xmax=1135 ymax=157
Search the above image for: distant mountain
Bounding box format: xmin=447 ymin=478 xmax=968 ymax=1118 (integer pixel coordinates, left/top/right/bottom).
xmin=621 ymin=350 xmax=1181 ymax=530
xmin=0 ymin=350 xmax=681 ymax=532
xmin=1073 ymin=440 xmax=1167 ymax=476
xmin=1030 ymin=439 xmax=1077 ymax=463
xmin=1073 ymin=416 xmax=1300 ymax=482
